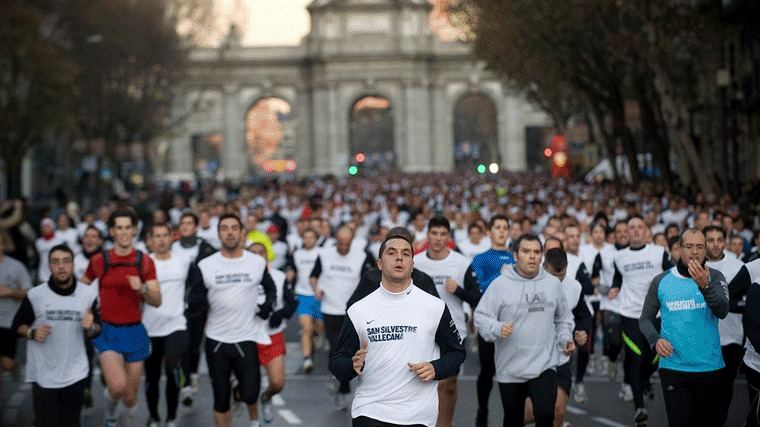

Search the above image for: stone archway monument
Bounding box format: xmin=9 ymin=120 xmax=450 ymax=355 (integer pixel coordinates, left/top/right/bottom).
xmin=166 ymin=0 xmax=549 ymax=179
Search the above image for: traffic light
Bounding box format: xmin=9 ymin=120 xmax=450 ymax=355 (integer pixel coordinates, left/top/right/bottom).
xmin=489 ymin=163 xmax=499 ymax=174
xmin=348 ymin=165 xmax=359 ymax=176
xmin=355 ymin=152 xmax=366 ymax=163
xmin=476 ymin=164 xmax=486 ymax=174
xmin=543 ymin=148 xmax=553 ymax=158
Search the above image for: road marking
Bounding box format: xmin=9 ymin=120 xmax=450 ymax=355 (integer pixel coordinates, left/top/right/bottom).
xmin=278 ymin=409 xmax=303 ymax=424
xmin=272 ymin=394 xmax=286 ymax=406
xmin=591 ymin=416 xmax=629 ymax=427
xmin=565 ymin=405 xmax=587 ymax=415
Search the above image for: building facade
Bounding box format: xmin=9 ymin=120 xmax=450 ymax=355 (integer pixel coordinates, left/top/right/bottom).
xmin=165 ymin=0 xmax=550 ymax=179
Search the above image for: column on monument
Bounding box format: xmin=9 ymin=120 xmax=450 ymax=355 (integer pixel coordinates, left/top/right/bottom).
xmin=222 ymin=84 xmax=246 ymax=180
xmin=310 ymin=85 xmax=330 ymax=175
xmin=169 ymin=92 xmax=192 ymax=176
xmin=430 ymin=81 xmax=453 ymax=171
xmin=294 ymin=86 xmax=313 ymax=175
xmin=403 ymin=80 xmax=433 ymax=172
xmin=501 ymin=94 xmax=528 ymax=171
xmin=395 ymin=81 xmax=410 ymax=171
xmin=332 ymin=84 xmax=350 ymax=175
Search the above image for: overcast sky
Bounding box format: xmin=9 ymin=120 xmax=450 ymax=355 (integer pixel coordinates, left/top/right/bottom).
xmin=216 ymin=0 xmax=312 ymax=46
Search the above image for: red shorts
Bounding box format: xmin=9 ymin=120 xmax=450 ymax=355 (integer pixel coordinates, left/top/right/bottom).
xmin=257 ymin=332 xmax=286 ymax=366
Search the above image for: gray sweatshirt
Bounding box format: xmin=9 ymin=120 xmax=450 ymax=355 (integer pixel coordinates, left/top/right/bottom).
xmin=474 ymin=266 xmax=574 ymax=383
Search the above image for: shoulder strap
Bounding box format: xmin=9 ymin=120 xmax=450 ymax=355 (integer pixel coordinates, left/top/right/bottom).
xmin=136 ymin=250 xmax=144 ymax=283
xmin=101 ymin=249 xmax=110 ymax=278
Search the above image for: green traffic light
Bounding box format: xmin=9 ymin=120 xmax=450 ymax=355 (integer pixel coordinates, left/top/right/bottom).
xmin=477 ymin=164 xmax=486 ymax=174
xmin=348 ymin=165 xmax=359 ymax=176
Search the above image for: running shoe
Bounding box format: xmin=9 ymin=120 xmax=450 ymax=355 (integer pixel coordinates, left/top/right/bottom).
xmin=314 ymin=335 xmax=325 ymax=351
xmin=334 ymin=393 xmax=347 ymax=411
xmin=327 ymin=377 xmax=339 ymax=394
xmin=102 ymin=418 xmax=118 ymax=427
xmin=619 ymin=384 xmax=634 ymax=402
xmin=303 ymin=357 xmax=314 ymax=373
xmin=261 ymin=396 xmax=274 ymax=423
xmin=573 ymin=383 xmax=587 ymax=403
xmin=191 ymin=373 xmax=200 ymax=393
xmin=634 ymin=408 xmax=648 ymax=426
xmin=146 ymin=418 xmax=160 ymax=427
xmin=166 ymin=421 xmax=177 ymax=427
xmin=180 ymin=385 xmax=194 ymax=407
xmin=249 ymin=421 xmax=261 ymax=427
xmin=587 ymin=358 xmax=596 ymax=375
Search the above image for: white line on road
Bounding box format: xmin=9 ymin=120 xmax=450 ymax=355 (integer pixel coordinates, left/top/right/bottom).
xmin=278 ymin=409 xmax=303 ymax=425
xmin=272 ymin=394 xmax=286 ymax=406
xmin=591 ymin=416 xmax=629 ymax=427
xmin=565 ymin=405 xmax=587 ymax=415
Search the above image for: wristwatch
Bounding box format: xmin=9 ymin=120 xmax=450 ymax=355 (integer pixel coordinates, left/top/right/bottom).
xmin=26 ymin=328 xmax=35 ymax=340
xmin=140 ymin=284 xmax=148 ymax=295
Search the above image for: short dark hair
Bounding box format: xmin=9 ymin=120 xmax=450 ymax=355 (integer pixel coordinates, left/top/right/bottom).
xmin=468 ymin=222 xmax=484 ymax=233
xmin=679 ymin=228 xmax=706 ymax=246
xmin=667 ymin=236 xmax=680 ymax=250
xmin=150 ymin=222 xmax=172 ymax=236
xmin=48 ymin=244 xmax=74 ymax=262
xmin=427 ymin=216 xmax=451 ymax=233
xmin=488 ymin=214 xmax=509 ymax=230
xmin=702 ymin=225 xmax=726 ymax=239
xmin=84 ymin=225 xmax=103 ymax=238
xmin=217 ymin=213 xmax=243 ymax=231
xmin=378 ymin=227 xmax=414 ymax=258
xmin=108 ymin=209 xmax=138 ymax=228
xmin=544 ymin=248 xmax=568 ymax=273
xmin=513 ymin=233 xmax=543 ymax=252
xmin=180 ymin=212 xmax=199 ymax=226
xmin=664 ymin=223 xmax=680 ymax=234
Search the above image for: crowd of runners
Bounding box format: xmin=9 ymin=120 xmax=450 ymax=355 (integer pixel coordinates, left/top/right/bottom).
xmin=0 ymin=171 xmax=759 ymax=427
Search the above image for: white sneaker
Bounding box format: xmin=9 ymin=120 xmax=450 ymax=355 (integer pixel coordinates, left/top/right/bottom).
xmin=634 ymin=408 xmax=648 ymax=426
xmin=261 ymin=396 xmax=274 ymax=423
xmin=180 ymin=385 xmax=194 ymax=407
xmin=249 ymin=421 xmax=261 ymax=427
xmin=573 ymin=383 xmax=587 ymax=403
xmin=191 ymin=373 xmax=200 ymax=392
xmin=166 ymin=421 xmax=178 ymax=427
xmin=619 ymin=384 xmax=634 ymax=402
xmin=314 ymin=335 xmax=324 ymax=351
xmin=587 ymin=358 xmax=596 ymax=375
xmin=147 ymin=419 xmax=160 ymax=427
xmin=303 ymin=357 xmax=314 ymax=373
xmin=327 ymin=378 xmax=339 ymax=394
xmin=334 ymin=393 xmax=347 ymax=411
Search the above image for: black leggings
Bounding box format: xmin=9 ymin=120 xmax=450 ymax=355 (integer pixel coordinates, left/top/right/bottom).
xmin=205 ymin=338 xmax=261 ymax=413
xmin=324 ymin=313 xmax=351 ymax=394
xmin=660 ymin=368 xmax=722 ymax=427
xmin=145 ymin=331 xmax=188 ymax=421
xmin=621 ymin=315 xmax=659 ymax=409
xmin=576 ymin=301 xmax=600 ymax=383
xmin=182 ymin=312 xmax=206 ymax=379
xmin=498 ymin=370 xmax=557 ymax=427
xmin=603 ymin=310 xmax=623 ymax=362
xmin=477 ymin=334 xmax=496 ymax=414
xmin=352 ymin=416 xmax=425 ymax=427
xmin=717 ymin=343 xmax=744 ymax=425
xmin=32 ymin=378 xmax=87 ymax=427
xmin=746 ymin=364 xmax=760 ymax=427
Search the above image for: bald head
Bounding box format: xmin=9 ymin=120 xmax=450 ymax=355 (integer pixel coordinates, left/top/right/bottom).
xmin=335 ymin=226 xmax=354 ymax=255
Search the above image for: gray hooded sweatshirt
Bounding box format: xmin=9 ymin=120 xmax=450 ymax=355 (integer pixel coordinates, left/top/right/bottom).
xmin=474 ymin=266 xmax=574 ymax=383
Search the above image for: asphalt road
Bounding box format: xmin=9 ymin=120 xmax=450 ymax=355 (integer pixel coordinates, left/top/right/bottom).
xmin=1 ymin=325 xmax=750 ymax=427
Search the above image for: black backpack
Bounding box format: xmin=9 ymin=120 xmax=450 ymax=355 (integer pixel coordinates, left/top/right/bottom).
xmin=100 ymin=249 xmax=146 ymax=282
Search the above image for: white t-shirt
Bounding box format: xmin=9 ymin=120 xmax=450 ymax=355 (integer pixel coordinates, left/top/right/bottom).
xmin=24 ymin=282 xmax=97 ymax=388
xmin=143 ymin=253 xmax=192 ymax=337
xmin=198 ymin=251 xmax=272 ymax=344
xmin=270 ymin=241 xmax=288 ymax=271
xmin=457 ymin=238 xmax=491 ymax=260
xmin=316 ymin=247 xmax=368 ymax=315
xmin=558 ymin=276 xmax=583 ymax=365
xmin=706 ymin=255 xmax=745 ymax=346
xmin=55 ymin=228 xmax=81 ymax=254
xmin=612 ymin=245 xmax=668 ymax=318
xmin=197 ymin=224 xmax=221 ymax=250
xmin=413 ymin=250 xmax=471 ymax=338
xmin=266 ymin=268 xmax=288 ymax=335
xmin=293 ymin=247 xmax=320 ymax=296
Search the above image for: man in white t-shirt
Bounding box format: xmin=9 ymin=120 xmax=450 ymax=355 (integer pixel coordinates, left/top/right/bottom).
xmin=414 ymin=217 xmax=480 ymax=427
xmin=188 ymin=213 xmax=276 ymax=427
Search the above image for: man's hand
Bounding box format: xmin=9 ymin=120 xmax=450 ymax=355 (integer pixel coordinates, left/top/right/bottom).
xmin=315 ymin=288 xmax=324 ymax=300
xmin=688 ymin=260 xmax=709 ymax=289
xmin=608 ymin=288 xmax=620 ymax=300
xmin=408 ymin=361 xmax=436 ymax=382
xmin=655 ymin=338 xmax=674 ymax=358
xmin=81 ymin=309 xmax=94 ymax=330
xmin=574 ymin=330 xmax=587 ymax=346
xmin=500 ymin=323 xmax=513 ymax=339
xmin=444 ymin=278 xmax=459 ymax=294
xmin=126 ymin=275 xmax=142 ymax=292
xmin=353 ymin=341 xmax=368 ymax=375
xmin=563 ymin=340 xmax=576 ymax=355
xmin=35 ymin=324 xmax=52 ymax=343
